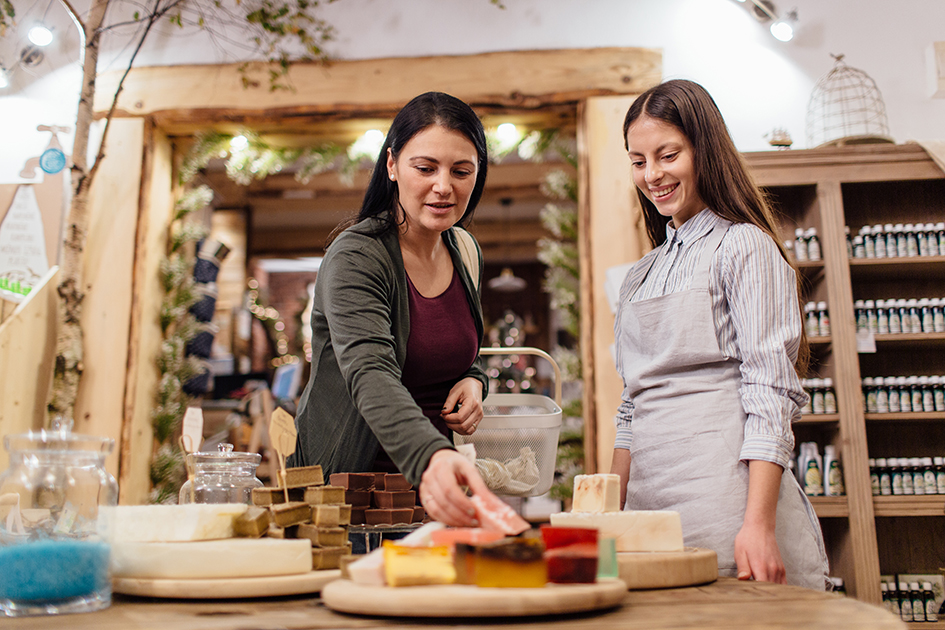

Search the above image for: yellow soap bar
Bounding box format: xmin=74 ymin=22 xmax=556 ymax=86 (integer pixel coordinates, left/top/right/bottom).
xmin=382 ymin=541 xmax=455 ymax=587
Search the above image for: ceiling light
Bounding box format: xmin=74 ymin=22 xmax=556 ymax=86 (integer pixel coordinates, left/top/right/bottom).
xmin=770 ymin=10 xmax=797 ymax=42
xmin=230 ymin=135 xmax=249 ymax=151
xmin=488 ymin=267 xmax=527 ymax=292
xmin=28 ymin=24 xmax=54 ymax=47
xmin=0 ymin=67 xmax=9 ymax=89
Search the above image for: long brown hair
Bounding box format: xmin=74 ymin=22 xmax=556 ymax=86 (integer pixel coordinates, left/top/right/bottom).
xmin=623 ymin=79 xmax=809 ymax=376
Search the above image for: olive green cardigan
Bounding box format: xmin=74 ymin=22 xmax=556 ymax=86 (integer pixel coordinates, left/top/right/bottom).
xmin=287 ymin=218 xmax=488 ymax=487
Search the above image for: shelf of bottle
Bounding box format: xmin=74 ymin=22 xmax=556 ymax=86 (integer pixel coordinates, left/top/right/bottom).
xmin=808 ymin=335 xmax=832 ymax=345
xmin=808 ymin=496 xmax=849 ymax=518
xmin=864 ymin=412 xmax=945 ymax=422
xmin=873 ymin=495 xmax=945 ymax=517
xmin=849 ymin=255 xmax=945 ymax=280
xmin=906 ymin=620 xmax=945 ymax=628
xmin=798 ymin=413 xmax=840 ymax=424
xmin=869 ymin=332 xmax=945 ymax=345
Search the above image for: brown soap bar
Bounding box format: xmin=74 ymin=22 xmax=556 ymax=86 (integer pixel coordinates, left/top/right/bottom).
xmin=372 ymin=490 xmax=416 ymax=509
xmin=349 ymin=507 xmax=367 ymax=525
xmin=337 ymin=504 xmax=352 ymax=525
xmin=298 ymin=524 xmax=347 ymax=547
xmin=329 ymin=472 xmax=375 ymax=490
xmin=269 ymin=501 xmax=312 ymax=528
xmin=373 ymin=473 xmax=386 ymax=491
xmin=312 ymin=546 xmax=348 ymax=570
xmin=339 ymin=553 xmax=358 ymax=579
xmin=234 ymin=506 xmax=271 ymax=538
xmin=412 ymin=505 xmax=425 ymax=523
xmin=283 ymin=465 xmax=324 ymax=489
xmin=365 ymin=508 xmax=414 ymax=525
xmin=252 ymin=486 xmax=304 ymax=506
xmin=344 ymin=489 xmax=372 ymax=507
xmin=267 ymin=523 xmax=300 ymax=539
xmin=383 ymin=473 xmax=412 ymax=491
xmin=304 ymin=485 xmax=345 ymax=505
xmin=312 ymin=504 xmax=340 ymax=527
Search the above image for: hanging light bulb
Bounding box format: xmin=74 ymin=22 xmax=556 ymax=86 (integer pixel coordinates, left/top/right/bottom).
xmin=487 ymin=197 xmax=527 ymax=293
xmin=0 ymin=66 xmax=9 ymax=89
xmin=770 ymin=10 xmax=797 ymax=42
xmin=28 ymin=24 xmax=54 ymax=47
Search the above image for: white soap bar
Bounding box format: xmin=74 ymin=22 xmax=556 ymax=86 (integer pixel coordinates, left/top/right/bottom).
xmin=549 ymin=510 xmax=684 ymax=552
xmin=111 ymin=538 xmax=313 ymax=579
xmin=100 ymin=504 xmax=249 ymax=542
xmin=572 ymin=474 xmax=621 ymax=512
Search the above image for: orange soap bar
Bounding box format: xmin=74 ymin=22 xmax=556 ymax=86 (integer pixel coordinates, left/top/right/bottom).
xmin=382 ymin=541 xmax=455 ymax=587
xmin=430 ymin=528 xmax=505 ymax=551
xmin=473 ymin=538 xmax=547 ymax=588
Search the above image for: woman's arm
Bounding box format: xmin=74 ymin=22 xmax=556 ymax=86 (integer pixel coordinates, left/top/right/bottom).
xmin=734 ymin=459 xmax=786 ymax=583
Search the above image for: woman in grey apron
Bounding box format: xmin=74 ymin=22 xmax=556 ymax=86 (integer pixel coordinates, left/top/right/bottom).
xmin=610 ymin=79 xmax=830 ymax=590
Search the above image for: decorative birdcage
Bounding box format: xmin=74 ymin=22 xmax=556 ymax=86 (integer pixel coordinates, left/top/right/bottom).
xmin=806 ymin=54 xmax=893 ymax=148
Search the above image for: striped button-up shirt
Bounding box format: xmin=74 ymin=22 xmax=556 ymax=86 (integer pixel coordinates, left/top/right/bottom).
xmin=613 ymin=209 xmax=808 ymax=470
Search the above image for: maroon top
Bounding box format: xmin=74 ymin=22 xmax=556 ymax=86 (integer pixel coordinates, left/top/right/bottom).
xmin=372 ymin=267 xmax=479 ymax=472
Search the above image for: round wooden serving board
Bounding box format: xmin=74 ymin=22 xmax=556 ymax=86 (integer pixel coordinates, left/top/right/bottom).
xmin=321 ymin=577 xmax=627 ymax=618
xmin=617 ymin=547 xmax=717 ymax=590
xmin=112 ymin=569 xmax=341 ymax=599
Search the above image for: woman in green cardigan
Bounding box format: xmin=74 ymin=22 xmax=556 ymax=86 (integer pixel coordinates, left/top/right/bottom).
xmin=289 ymin=92 xmax=501 ymax=527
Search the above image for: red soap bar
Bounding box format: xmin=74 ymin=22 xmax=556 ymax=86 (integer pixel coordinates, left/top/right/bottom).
xmin=540 ymin=525 xmax=598 ymax=549
xmin=372 ymin=490 xmax=416 ymax=509
xmin=545 ymin=547 xmax=598 ymax=584
xmin=383 ymin=473 xmax=412 ymax=491
xmin=329 ymin=472 xmax=376 ymax=490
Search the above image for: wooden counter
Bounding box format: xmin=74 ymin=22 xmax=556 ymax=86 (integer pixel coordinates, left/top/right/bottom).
xmin=4 ymin=578 xmax=906 ymax=629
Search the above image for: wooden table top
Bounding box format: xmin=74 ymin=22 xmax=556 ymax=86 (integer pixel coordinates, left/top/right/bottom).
xmin=5 ymin=578 xmax=906 ymax=630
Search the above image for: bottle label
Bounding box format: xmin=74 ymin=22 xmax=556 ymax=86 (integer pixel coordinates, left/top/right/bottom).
xmin=804 ymin=461 xmax=824 ymax=496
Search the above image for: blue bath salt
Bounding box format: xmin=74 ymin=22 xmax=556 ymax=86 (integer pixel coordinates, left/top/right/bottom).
xmin=0 ymin=540 xmax=110 ymax=602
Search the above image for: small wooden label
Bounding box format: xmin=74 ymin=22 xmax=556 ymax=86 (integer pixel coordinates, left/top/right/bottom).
xmin=181 ymin=406 xmax=204 ymax=453
xmin=269 ymin=407 xmax=298 ymax=500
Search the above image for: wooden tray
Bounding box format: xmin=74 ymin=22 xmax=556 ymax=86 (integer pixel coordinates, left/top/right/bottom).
xmin=113 ymin=569 xmax=341 ymax=599
xmin=321 ymin=577 xmax=626 ymax=618
xmin=617 ymin=547 xmax=717 ymax=590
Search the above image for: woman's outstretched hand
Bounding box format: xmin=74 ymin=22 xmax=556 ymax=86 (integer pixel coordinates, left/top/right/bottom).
xmin=419 ymin=448 xmax=491 ymax=527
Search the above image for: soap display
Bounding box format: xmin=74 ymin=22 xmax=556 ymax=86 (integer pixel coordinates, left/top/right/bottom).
xmin=0 ymin=423 xmax=119 ymax=617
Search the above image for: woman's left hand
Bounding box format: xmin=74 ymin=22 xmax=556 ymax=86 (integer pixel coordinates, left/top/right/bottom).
xmin=441 ymin=377 xmax=483 ymax=436
xmin=734 ymin=520 xmax=786 ymax=584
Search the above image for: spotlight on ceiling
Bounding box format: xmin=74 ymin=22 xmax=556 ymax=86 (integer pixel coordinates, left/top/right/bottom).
xmin=0 ymin=66 xmax=9 ymax=89
xmin=770 ymin=9 xmax=797 ymax=42
xmin=28 ymin=24 xmax=54 ymax=47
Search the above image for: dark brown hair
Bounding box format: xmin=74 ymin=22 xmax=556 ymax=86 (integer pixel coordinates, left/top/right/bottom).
xmin=623 ymin=79 xmax=809 ymax=375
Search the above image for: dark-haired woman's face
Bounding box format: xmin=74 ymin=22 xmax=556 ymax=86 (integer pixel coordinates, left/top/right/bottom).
xmin=388 ymin=125 xmax=478 ymax=237
xmin=626 ymin=115 xmax=706 ymax=229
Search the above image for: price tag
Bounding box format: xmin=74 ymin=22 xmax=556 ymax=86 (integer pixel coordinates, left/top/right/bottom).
xmin=268 ymin=407 xmax=297 ymax=501
xmin=181 ymin=407 xmax=204 ymax=454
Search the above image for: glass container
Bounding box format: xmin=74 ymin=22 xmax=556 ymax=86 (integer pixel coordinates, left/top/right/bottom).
xmin=0 ymin=424 xmax=118 ymax=617
xmin=179 ymin=443 xmax=263 ymax=505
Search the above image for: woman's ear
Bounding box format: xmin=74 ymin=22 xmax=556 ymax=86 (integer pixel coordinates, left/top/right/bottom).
xmin=387 ymin=148 xmax=396 ymax=181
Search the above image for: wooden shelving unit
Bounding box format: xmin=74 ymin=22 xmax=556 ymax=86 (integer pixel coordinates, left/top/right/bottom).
xmin=744 ymin=143 xmax=945 ymax=606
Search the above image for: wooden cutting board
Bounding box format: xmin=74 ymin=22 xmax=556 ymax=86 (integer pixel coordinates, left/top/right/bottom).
xmin=617 ymin=547 xmax=717 ymax=590
xmin=321 ymin=577 xmax=627 ymax=617
xmin=112 ymin=569 xmax=341 ymax=599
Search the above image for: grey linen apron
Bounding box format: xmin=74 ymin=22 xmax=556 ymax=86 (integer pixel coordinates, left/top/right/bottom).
xmin=616 ymin=220 xmax=829 ymax=590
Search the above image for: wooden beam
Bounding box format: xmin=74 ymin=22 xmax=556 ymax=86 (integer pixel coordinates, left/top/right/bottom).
xmin=95 ymin=48 xmax=662 ymax=121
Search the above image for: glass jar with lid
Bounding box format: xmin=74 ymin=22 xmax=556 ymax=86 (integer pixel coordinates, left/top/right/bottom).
xmin=179 ymin=443 xmax=264 ymax=505
xmin=0 ymin=419 xmax=118 ymax=617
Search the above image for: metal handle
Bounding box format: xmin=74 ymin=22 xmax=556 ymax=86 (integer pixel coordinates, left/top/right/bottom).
xmin=478 ymin=346 xmax=562 ymax=405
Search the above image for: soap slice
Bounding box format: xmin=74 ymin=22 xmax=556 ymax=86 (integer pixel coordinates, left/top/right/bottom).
xmin=383 ymin=541 xmax=455 ymax=587
xmin=572 ymin=474 xmax=621 ymax=513
xmin=474 ymin=538 xmax=547 ymax=588
xmin=548 ymin=510 xmax=683 ymax=552
xmin=100 ymin=504 xmax=249 ymax=542
xmin=110 ymin=538 xmax=312 ymax=579
xmin=469 ymin=493 xmax=529 ymax=535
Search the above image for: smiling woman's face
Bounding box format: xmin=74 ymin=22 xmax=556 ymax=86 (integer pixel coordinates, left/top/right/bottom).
xmin=388 ymin=124 xmax=479 ymax=237
xmin=626 ymin=115 xmax=707 ymax=229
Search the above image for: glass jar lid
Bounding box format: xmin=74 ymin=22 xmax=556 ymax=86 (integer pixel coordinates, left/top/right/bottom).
xmin=187 ymin=443 xmax=261 ymax=466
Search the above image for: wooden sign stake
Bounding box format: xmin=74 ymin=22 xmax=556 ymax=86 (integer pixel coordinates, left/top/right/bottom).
xmin=268 ymin=407 xmax=298 ymax=502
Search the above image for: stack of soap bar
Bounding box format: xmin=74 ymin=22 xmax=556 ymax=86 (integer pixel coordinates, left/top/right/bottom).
xmin=329 ymin=472 xmax=426 ymax=525
xmin=548 ymin=473 xmax=683 ymax=552
xmin=247 ymin=463 xmax=354 ymax=570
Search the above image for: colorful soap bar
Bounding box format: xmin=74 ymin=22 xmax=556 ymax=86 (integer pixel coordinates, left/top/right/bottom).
xmin=312 ymin=545 xmax=348 ymax=570
xmin=473 ymin=538 xmax=547 ymax=588
xmin=383 ymin=541 xmax=455 ymax=587
xmin=412 ymin=506 xmax=425 ymax=523
xmin=549 ymin=510 xmax=683 ymax=552
xmin=383 ymin=474 xmax=412 ymax=491
xmin=572 ymin=474 xmax=621 ymax=512
xmin=344 ymin=490 xmax=372 ymax=507
xmin=430 ymin=527 xmax=505 ymax=551
xmin=349 ymin=506 xmax=367 ymax=525
xmin=372 ymin=490 xmax=416 ymax=509
xmin=234 ymin=506 xmax=271 ymax=537
xmin=540 ymin=525 xmax=598 ymax=583
xmin=469 ymin=493 xmax=529 ymax=535
xmin=312 ymin=504 xmax=341 ymax=527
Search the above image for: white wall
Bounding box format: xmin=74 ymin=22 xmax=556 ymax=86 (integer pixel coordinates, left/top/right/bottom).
xmin=2 ymin=0 xmax=944 ymax=184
